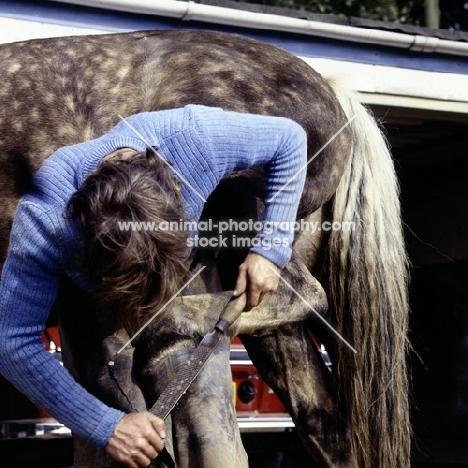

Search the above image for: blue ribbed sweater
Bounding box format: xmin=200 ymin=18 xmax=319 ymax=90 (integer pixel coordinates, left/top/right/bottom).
xmin=0 ymin=105 xmax=306 ymax=448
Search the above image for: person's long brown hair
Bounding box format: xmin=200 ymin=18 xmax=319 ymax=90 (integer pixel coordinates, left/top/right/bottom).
xmin=68 ymin=148 xmax=189 ymax=333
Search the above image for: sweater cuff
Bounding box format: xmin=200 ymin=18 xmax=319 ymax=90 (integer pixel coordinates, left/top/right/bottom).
xmin=88 ymin=407 xmax=126 ymax=449
xmin=250 ymin=239 xmax=292 ymax=269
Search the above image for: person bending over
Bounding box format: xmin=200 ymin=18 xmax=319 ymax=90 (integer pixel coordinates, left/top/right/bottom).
xmin=0 ymin=105 xmax=307 ymax=467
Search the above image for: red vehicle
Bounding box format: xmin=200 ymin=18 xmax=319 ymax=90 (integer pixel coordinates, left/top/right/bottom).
xmin=230 ymin=337 xmax=286 ymax=415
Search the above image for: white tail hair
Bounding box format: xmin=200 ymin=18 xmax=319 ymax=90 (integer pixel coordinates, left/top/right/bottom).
xmin=323 ymin=76 xmax=411 ymax=468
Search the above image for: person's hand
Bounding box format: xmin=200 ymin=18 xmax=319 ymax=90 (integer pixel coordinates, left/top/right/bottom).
xmin=233 ymin=253 xmax=280 ymax=310
xmin=105 ymin=412 xmax=166 ymax=468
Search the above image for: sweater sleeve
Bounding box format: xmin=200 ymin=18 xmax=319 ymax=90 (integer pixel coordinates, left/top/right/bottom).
xmin=189 ymin=106 xmax=308 ymax=268
xmin=0 ymin=201 xmax=124 ymax=448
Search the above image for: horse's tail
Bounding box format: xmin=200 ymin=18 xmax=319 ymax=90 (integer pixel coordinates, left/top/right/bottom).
xmin=322 ymin=77 xmax=411 ymax=468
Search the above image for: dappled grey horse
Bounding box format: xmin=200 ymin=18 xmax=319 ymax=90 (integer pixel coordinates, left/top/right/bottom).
xmin=0 ymin=30 xmax=410 ymax=468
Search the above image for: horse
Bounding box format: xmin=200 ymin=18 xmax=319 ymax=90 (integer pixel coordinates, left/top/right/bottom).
xmin=0 ymin=30 xmax=410 ymax=468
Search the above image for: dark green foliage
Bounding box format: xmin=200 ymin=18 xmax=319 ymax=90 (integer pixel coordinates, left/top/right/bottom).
xmin=234 ymin=0 xmax=426 ymax=26
xmin=440 ymin=0 xmax=468 ymax=30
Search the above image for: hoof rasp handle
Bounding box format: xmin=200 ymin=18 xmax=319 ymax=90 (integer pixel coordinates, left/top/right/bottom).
xmin=215 ymin=293 xmax=247 ymax=333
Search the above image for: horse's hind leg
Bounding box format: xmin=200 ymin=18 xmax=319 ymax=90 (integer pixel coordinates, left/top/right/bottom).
xmin=240 ymin=325 xmax=354 ymax=468
xmin=232 ymin=248 xmax=355 ymax=467
xmin=237 ymin=274 xmax=356 ymax=466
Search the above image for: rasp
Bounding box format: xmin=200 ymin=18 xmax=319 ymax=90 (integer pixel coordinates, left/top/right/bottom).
xmin=150 ymin=292 xmax=247 ymax=420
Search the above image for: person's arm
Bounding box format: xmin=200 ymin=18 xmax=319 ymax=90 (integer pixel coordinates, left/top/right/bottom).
xmin=0 ymin=201 xmax=125 ymax=446
xmin=189 ymin=106 xmax=307 ymax=307
xmin=187 ymin=105 xmax=307 ymax=265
